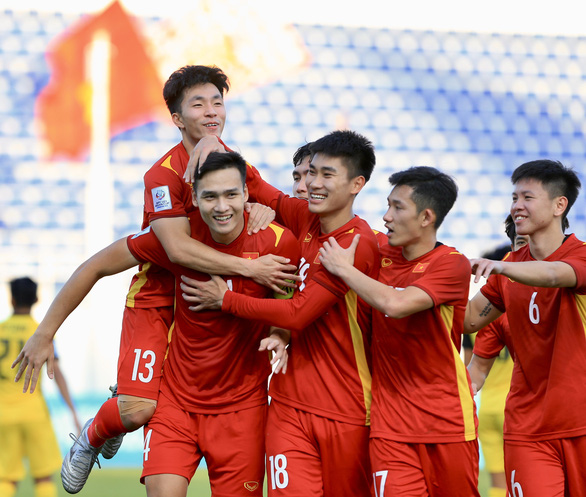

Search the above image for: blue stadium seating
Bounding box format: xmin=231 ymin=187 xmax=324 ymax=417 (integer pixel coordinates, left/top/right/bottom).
xmin=1 ymin=11 xmax=585 ymax=279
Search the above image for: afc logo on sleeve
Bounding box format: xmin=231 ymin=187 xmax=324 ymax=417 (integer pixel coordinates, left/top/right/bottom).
xmin=152 ymin=186 xmax=172 ymax=212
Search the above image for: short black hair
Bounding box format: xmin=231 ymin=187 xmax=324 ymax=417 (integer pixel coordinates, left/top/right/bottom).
xmin=481 ymin=243 xmax=511 ymax=261
xmin=309 ymin=130 xmax=375 ymax=182
xmin=293 ymin=143 xmax=312 ymax=168
xmin=389 ymin=166 xmax=458 ymax=229
xmin=10 ymin=277 xmax=37 ymax=307
xmin=192 ymin=151 xmax=247 ymax=192
xmin=511 ymin=159 xmax=581 ymax=232
xmin=163 ymin=65 xmax=230 ymax=115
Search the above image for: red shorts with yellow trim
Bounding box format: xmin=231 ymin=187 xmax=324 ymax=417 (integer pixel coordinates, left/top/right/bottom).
xmin=117 ymin=306 xmax=173 ymax=399
xmin=370 ymin=437 xmax=480 ymax=497
xmin=504 ymin=436 xmax=586 ymax=497
xmin=265 ymin=399 xmax=371 ymax=497
xmin=141 ymin=392 xmax=266 ymax=496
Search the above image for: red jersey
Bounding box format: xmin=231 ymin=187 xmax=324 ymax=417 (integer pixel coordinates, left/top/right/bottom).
xmin=371 ymin=243 xmax=477 ymax=444
xmin=472 ymin=314 xmax=515 ymax=361
xmin=127 ymin=211 xmax=300 ymax=414
xmin=222 ymin=165 xmax=380 ymax=426
xmin=124 ymin=142 xmax=192 ymax=308
xmin=480 ymin=234 xmax=586 ymax=442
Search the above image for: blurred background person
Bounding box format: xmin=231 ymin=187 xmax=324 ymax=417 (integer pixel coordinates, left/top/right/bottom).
xmin=0 ymin=277 xmax=81 ymax=497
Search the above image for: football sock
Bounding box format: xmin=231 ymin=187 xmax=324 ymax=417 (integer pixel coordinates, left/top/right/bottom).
xmin=34 ymin=481 xmax=57 ymax=497
xmin=88 ymin=397 xmax=127 ymax=448
xmin=0 ymin=481 xmax=16 ymax=497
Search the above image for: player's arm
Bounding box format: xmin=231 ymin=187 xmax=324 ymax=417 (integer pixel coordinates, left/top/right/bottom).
xmin=470 ymin=257 xmax=577 ymax=287
xmin=318 ymin=235 xmax=433 ymax=318
xmin=180 ymin=274 xmax=339 ymax=331
xmin=467 ymin=354 xmax=497 ymax=395
xmin=52 ymin=358 xmax=82 ymax=434
xmin=150 ymin=217 xmax=298 ymax=294
xmin=464 ymin=292 xmax=503 ymax=334
xmin=12 ymin=238 xmax=140 ymax=393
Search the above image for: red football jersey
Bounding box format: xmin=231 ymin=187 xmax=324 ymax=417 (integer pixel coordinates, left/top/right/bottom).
xmin=370 ymin=243 xmax=477 ymax=444
xmin=223 ymin=165 xmax=380 ymax=426
xmin=127 ymin=211 xmax=300 ymax=413
xmin=480 ymin=234 xmax=586 ymax=441
xmin=126 ymin=139 xmax=235 ymax=309
xmin=124 ymin=142 xmax=192 ymax=308
xmin=472 ymin=314 xmax=515 ymax=360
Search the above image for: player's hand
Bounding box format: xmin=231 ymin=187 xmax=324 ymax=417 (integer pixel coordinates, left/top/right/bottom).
xmin=259 ymin=329 xmax=290 ymax=374
xmin=469 ymin=258 xmax=504 ymax=283
xmin=318 ymin=234 xmax=360 ymax=277
xmin=11 ymin=332 xmax=55 ymax=394
xmin=180 ymin=274 xmax=228 ymax=311
xmin=471 ymin=382 xmax=479 ymax=396
xmin=183 ymin=136 xmax=226 ymax=183
xmin=249 ymin=255 xmax=301 ymax=295
xmin=245 ymin=203 xmax=276 ymax=234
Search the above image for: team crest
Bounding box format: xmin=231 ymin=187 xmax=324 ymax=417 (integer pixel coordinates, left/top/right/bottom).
xmin=412 ymin=262 xmax=429 ymax=273
xmin=381 ymin=258 xmax=392 ymax=267
xmin=242 ymin=252 xmax=259 ymax=260
xmin=313 ymin=252 xmax=321 ymax=264
xmin=304 ymin=232 xmax=312 ymax=242
xmin=244 ymin=481 xmax=260 ymax=492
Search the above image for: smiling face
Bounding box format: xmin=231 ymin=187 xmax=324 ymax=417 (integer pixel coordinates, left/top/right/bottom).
xmin=292 ymin=154 xmax=310 ymax=199
xmin=305 ymin=153 xmax=365 ymax=232
xmin=511 ymin=178 xmax=563 ymax=237
xmin=193 ymin=167 xmax=248 ymax=244
xmin=172 ymin=83 xmax=226 ymax=149
xmin=383 ymin=184 xmax=425 ymax=248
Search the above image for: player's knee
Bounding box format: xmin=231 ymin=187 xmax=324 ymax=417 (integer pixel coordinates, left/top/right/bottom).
xmin=118 ymin=397 xmax=157 ymax=431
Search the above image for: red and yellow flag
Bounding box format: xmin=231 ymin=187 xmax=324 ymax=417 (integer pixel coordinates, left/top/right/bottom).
xmin=36 ymin=1 xmax=165 ymax=160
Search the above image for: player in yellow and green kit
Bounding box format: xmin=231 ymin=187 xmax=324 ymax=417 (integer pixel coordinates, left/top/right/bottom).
xmin=0 ymin=277 xmax=80 ymax=497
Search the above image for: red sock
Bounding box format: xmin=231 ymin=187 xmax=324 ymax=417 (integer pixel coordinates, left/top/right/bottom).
xmin=88 ymin=397 xmax=127 ymax=448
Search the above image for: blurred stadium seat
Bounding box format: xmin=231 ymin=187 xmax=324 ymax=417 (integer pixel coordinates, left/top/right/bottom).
xmin=1 ymin=10 xmax=585 ymax=285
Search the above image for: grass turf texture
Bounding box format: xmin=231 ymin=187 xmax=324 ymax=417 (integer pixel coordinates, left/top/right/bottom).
xmin=14 ymin=468 xmax=490 ymax=496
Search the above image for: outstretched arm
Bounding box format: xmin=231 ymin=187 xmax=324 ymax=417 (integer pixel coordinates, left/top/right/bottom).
xmin=180 ymin=274 xmax=339 ymax=332
xmin=12 ymin=238 xmax=139 ymax=393
xmin=470 ymin=257 xmax=577 ymax=287
xmin=151 ymin=217 xmax=299 ymax=295
xmin=319 ymin=235 xmax=433 ymax=318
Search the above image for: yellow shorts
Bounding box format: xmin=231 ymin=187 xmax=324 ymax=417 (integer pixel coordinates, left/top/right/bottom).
xmin=478 ymin=408 xmax=505 ymax=474
xmin=0 ymin=419 xmax=61 ymax=481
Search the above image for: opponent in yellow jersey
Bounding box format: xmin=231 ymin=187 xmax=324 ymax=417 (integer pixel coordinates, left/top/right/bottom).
xmin=0 ymin=277 xmax=80 ymax=497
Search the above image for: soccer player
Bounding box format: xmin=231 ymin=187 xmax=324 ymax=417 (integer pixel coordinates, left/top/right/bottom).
xmin=15 ymin=65 xmax=297 ymax=493
xmin=465 ymin=215 xmax=528 ymax=497
xmin=318 ymin=166 xmax=479 ymax=496
xmin=465 ymin=159 xmax=586 ymax=496
xmin=13 ymin=151 xmax=300 ymax=496
xmin=291 ymin=142 xmax=311 ymax=199
xmin=1 ymin=277 xmax=80 ymax=497
xmin=182 ymin=130 xmax=380 ymax=497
